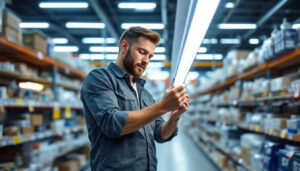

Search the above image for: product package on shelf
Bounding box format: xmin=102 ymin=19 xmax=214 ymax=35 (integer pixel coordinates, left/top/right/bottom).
xmin=22 ymin=31 xmax=48 ymax=54
xmin=278 ymin=145 xmax=300 ymax=171
xmin=262 ymin=141 xmax=285 ymax=171
xmin=2 ymin=9 xmax=22 ymax=44
xmin=240 ymin=133 xmax=265 ymax=166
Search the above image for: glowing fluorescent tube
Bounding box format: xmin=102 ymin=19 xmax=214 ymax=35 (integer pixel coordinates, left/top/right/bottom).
xmin=18 ymin=82 xmax=44 ymax=92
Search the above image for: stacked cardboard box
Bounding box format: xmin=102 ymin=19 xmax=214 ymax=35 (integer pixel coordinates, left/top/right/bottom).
xmin=2 ymin=10 xmax=22 ymax=44
xmin=23 ymin=31 xmax=48 ymax=54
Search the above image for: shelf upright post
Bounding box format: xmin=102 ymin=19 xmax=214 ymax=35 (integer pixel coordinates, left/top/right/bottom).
xmin=266 ymin=69 xmax=272 ymax=113
xmin=51 ymin=66 xmax=57 ymax=101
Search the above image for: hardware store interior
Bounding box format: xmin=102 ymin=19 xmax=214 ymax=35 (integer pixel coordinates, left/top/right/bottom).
xmin=1 ymin=0 xmax=300 ymax=170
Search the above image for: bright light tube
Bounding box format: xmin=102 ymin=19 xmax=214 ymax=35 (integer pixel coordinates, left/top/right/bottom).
xmin=52 ymin=38 xmax=68 ymax=44
xmin=18 ymin=82 xmax=44 ymax=92
xmin=152 ymin=54 xmax=166 ymax=60
xmin=89 ymin=46 xmax=119 ymax=52
xmin=20 ymin=22 xmax=49 ymax=28
xmin=121 ymin=23 xmax=164 ymax=29
xmin=147 ymin=62 xmax=164 ymax=68
xmin=106 ymin=54 xmax=118 ymax=60
xmin=79 ymin=54 xmax=105 ymax=60
xmin=292 ymin=24 xmax=300 ymax=29
xmin=173 ymin=0 xmax=220 ymax=86
xmin=220 ymin=38 xmax=240 ymax=44
xmin=218 ymin=23 xmax=257 ymax=29
xmin=54 ymin=46 xmax=79 ymax=52
xmin=202 ymin=38 xmax=218 ymax=44
xmin=225 ymin=2 xmax=235 ymax=8
xmin=39 ymin=2 xmax=89 ymax=8
xmin=82 ymin=37 xmax=117 ymax=44
xmin=196 ymin=54 xmax=223 ymax=60
xmin=66 ymin=22 xmax=105 ymax=29
xmin=118 ymin=3 xmax=156 ymax=10
xmin=198 ymin=47 xmax=207 ymax=53
xmin=155 ymin=47 xmax=166 ymax=53
xmin=249 ymin=38 xmax=259 ymax=44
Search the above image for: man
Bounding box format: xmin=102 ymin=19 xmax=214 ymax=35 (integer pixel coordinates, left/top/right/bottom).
xmin=81 ymin=26 xmax=189 ymax=171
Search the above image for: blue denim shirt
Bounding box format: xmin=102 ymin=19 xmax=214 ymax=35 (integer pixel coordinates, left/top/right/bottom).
xmin=80 ymin=62 xmax=177 ymax=171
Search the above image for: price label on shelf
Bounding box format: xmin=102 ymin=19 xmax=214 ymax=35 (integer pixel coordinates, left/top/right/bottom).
xmin=280 ymin=130 xmax=287 ymax=139
xmin=12 ymin=136 xmax=22 ymax=144
xmin=16 ymin=98 xmax=23 ymax=106
xmin=37 ymin=51 xmax=43 ymax=60
xmin=28 ymin=104 xmax=34 ymax=112
xmin=255 ymin=125 xmax=260 ymax=132
xmin=53 ymin=108 xmax=61 ymax=119
xmin=65 ymin=107 xmax=71 ymax=119
xmin=268 ymin=129 xmax=273 ymax=135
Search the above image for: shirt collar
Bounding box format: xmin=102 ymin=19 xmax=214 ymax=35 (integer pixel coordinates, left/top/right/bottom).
xmin=108 ymin=62 xmax=146 ymax=87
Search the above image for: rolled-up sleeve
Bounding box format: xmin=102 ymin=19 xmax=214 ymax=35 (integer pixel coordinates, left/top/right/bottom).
xmin=81 ymin=70 xmax=128 ymax=138
xmin=154 ymin=116 xmax=178 ymax=143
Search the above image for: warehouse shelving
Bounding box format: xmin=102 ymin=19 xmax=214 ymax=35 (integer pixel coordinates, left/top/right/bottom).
xmin=193 ymin=48 xmax=300 ymax=97
xmin=0 ymin=99 xmax=82 ymax=109
xmin=0 ymin=37 xmax=87 ymax=79
xmin=0 ymin=125 xmax=85 ymax=148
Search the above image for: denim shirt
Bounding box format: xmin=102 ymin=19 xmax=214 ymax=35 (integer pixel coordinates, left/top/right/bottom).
xmin=80 ymin=62 xmax=177 ymax=171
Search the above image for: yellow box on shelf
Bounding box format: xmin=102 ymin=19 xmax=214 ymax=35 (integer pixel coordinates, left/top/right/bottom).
xmin=53 ymin=108 xmax=61 ymax=119
xmin=65 ymin=107 xmax=71 ymax=119
xmin=255 ymin=125 xmax=260 ymax=132
xmin=280 ymin=130 xmax=287 ymax=138
xmin=12 ymin=136 xmax=22 ymax=144
xmin=268 ymin=128 xmax=274 ymax=135
xmin=16 ymin=98 xmax=23 ymax=106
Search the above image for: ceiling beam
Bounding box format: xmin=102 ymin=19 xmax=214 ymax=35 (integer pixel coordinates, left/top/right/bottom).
xmin=242 ymin=0 xmax=289 ymax=40
xmin=103 ymin=0 xmax=122 ymax=35
xmin=88 ymin=0 xmax=120 ymax=39
xmin=161 ymin=0 xmax=170 ymax=60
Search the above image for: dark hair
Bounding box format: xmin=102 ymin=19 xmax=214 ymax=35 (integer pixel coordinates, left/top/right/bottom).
xmin=119 ymin=26 xmax=160 ymax=47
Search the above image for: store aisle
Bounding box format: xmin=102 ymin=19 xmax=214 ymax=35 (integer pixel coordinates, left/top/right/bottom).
xmin=156 ymin=130 xmax=219 ymax=171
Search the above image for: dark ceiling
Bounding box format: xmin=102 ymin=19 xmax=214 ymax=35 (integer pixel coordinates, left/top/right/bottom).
xmin=5 ymin=0 xmax=300 ymax=65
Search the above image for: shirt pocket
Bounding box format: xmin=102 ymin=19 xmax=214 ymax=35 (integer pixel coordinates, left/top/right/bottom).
xmin=115 ymin=89 xmax=137 ymax=110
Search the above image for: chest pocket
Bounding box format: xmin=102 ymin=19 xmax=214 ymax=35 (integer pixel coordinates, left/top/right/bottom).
xmin=115 ymin=89 xmax=137 ymax=111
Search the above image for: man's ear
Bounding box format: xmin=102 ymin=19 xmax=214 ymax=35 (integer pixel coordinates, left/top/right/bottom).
xmin=120 ymin=40 xmax=129 ymax=53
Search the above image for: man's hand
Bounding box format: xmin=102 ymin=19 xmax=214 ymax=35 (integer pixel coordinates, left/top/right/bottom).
xmin=159 ymin=85 xmax=187 ymax=113
xmin=170 ymin=94 xmax=189 ymax=121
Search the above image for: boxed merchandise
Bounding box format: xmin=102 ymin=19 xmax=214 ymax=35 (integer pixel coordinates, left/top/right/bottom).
xmin=287 ymin=119 xmax=300 ymax=134
xmin=0 ymin=86 xmax=7 ymax=99
xmin=251 ymin=152 xmax=263 ymax=171
xmin=290 ymin=152 xmax=300 ymax=171
xmin=0 ymin=110 xmax=5 ymax=122
xmin=21 ymin=126 xmax=34 ymax=134
xmin=11 ymin=119 xmax=30 ymax=127
xmin=271 ymin=76 xmax=294 ymax=93
xmin=30 ymin=114 xmax=43 ymax=126
xmin=23 ymin=31 xmax=48 ymax=54
xmin=3 ymin=126 xmax=20 ymax=136
xmin=0 ymin=162 xmax=16 ymax=170
xmin=67 ymin=154 xmax=87 ymax=168
xmin=55 ymin=160 xmax=78 ymax=171
xmin=2 ymin=10 xmax=22 ymax=44
xmin=34 ymin=124 xmax=47 ymax=132
xmin=241 ymin=134 xmax=265 ymax=165
xmin=272 ymin=118 xmax=287 ymax=131
xmin=262 ymin=141 xmax=284 ymax=171
xmin=274 ymin=28 xmax=298 ymax=55
xmin=277 ymin=145 xmax=300 ymax=171
xmin=81 ymin=146 xmax=91 ymax=159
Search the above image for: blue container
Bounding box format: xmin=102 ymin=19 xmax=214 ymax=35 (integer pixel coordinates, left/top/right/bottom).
xmin=274 ymin=29 xmax=298 ymax=56
xmin=263 ymin=141 xmax=284 ymax=171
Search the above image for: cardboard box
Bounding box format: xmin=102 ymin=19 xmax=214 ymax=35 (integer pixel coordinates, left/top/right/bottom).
xmin=2 ymin=25 xmax=21 ymax=44
xmin=3 ymin=126 xmax=20 ymax=136
xmin=30 ymin=114 xmax=43 ymax=126
xmin=21 ymin=126 xmax=34 ymax=134
xmin=0 ymin=111 xmax=5 ymax=122
xmin=2 ymin=10 xmax=21 ymax=30
xmin=23 ymin=31 xmax=48 ymax=54
xmin=81 ymin=146 xmax=91 ymax=160
xmin=55 ymin=160 xmax=78 ymax=171
xmin=241 ymin=146 xmax=251 ymax=165
xmin=68 ymin=154 xmax=86 ymax=168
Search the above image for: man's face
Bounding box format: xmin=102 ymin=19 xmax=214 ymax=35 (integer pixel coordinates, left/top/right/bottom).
xmin=122 ymin=37 xmax=155 ymax=77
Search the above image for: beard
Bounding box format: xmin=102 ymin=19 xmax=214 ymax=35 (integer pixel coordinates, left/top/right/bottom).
xmin=122 ymin=48 xmax=146 ymax=78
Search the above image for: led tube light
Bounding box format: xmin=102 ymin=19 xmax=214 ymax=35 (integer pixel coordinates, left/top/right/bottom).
xmin=121 ymin=23 xmax=164 ymax=29
xmin=39 ymin=2 xmax=89 ymax=8
xmin=118 ymin=3 xmax=156 ymax=10
xmin=173 ymin=0 xmax=220 ymax=86
xmin=20 ymin=22 xmax=49 ymax=28
xmin=18 ymin=82 xmax=44 ymax=92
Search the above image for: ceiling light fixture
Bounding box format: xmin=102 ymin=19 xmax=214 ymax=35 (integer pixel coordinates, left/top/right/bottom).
xmin=20 ymin=22 xmax=49 ymax=28
xmin=196 ymin=54 xmax=223 ymax=60
xmin=52 ymin=38 xmax=68 ymax=44
xmin=292 ymin=24 xmax=300 ymax=29
xmin=249 ymin=38 xmax=259 ymax=45
xmin=89 ymin=46 xmax=119 ymax=53
xmin=105 ymin=54 xmax=118 ymax=60
xmin=198 ymin=47 xmax=207 ymax=53
xmin=54 ymin=46 xmax=79 ymax=52
xmin=202 ymin=38 xmax=218 ymax=44
xmin=173 ymin=0 xmax=220 ymax=86
xmin=121 ymin=23 xmax=164 ymax=29
xmin=220 ymin=38 xmax=240 ymax=44
xmin=225 ymin=2 xmax=235 ymax=8
xmin=118 ymin=2 xmax=156 ymax=10
xmin=66 ymin=22 xmax=105 ymax=29
xmin=39 ymin=2 xmax=89 ymax=8
xmin=154 ymin=47 xmax=166 ymax=53
xmin=82 ymin=37 xmax=117 ymax=44
xmin=151 ymin=54 xmax=166 ymax=60
xmin=218 ymin=23 xmax=257 ymax=29
xmin=79 ymin=54 xmax=105 ymax=60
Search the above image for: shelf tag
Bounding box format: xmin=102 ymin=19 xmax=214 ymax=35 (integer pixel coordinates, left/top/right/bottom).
xmin=255 ymin=125 xmax=260 ymax=132
xmin=16 ymin=98 xmax=23 ymax=106
xmin=28 ymin=104 xmax=34 ymax=112
xmin=65 ymin=107 xmax=71 ymax=119
xmin=12 ymin=136 xmax=22 ymax=144
xmin=280 ymin=130 xmax=287 ymax=138
xmin=37 ymin=51 xmax=43 ymax=60
xmin=249 ymin=124 xmax=254 ymax=130
xmin=53 ymin=108 xmax=61 ymax=120
xmin=268 ymin=129 xmax=273 ymax=135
